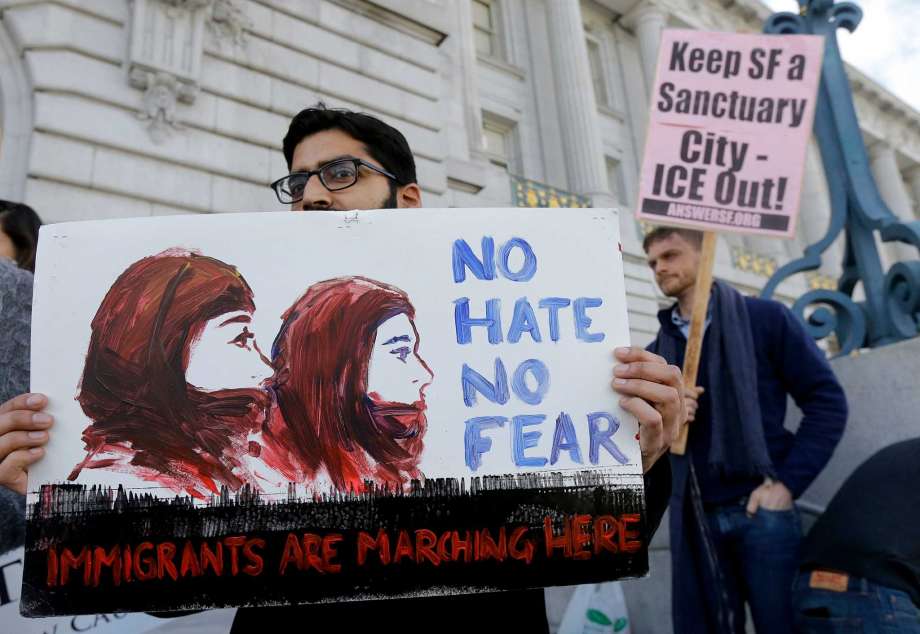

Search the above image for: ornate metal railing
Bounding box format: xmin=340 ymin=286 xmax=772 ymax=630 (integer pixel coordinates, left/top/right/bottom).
xmin=510 ymin=175 xmax=591 ymax=208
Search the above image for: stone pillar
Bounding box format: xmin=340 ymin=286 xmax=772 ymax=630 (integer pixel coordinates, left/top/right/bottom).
xmin=907 ymin=165 xmax=920 ymax=218
xmin=870 ymin=143 xmax=914 ymax=218
xmin=633 ymin=2 xmax=667 ymax=94
xmin=544 ymin=0 xmax=608 ymax=198
xmin=615 ymin=2 xmax=670 ymax=284
xmin=797 ymin=140 xmax=842 ymax=277
xmin=455 ymin=0 xmax=485 ymax=158
xmin=870 ymin=142 xmax=916 ymax=262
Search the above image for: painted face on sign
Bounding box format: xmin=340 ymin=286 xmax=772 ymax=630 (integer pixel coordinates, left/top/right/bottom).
xmin=72 ymin=251 xmax=271 ymax=498
xmin=366 ymin=313 xmax=433 ymax=406
xmin=645 ymin=232 xmax=702 ymax=299
xmin=264 ymin=276 xmax=432 ymax=491
xmin=186 ymin=309 xmax=272 ymax=392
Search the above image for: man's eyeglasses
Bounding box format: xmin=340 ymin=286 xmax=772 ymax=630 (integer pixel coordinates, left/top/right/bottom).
xmin=270 ymin=158 xmax=397 ymax=204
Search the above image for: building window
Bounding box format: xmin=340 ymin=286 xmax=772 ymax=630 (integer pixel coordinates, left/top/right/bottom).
xmin=587 ymin=37 xmax=610 ymax=108
xmin=481 ymin=112 xmax=519 ymax=172
xmin=473 ymin=0 xmax=502 ymax=59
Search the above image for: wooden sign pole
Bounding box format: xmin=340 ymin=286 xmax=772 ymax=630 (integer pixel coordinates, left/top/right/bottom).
xmin=670 ymin=231 xmax=717 ymax=455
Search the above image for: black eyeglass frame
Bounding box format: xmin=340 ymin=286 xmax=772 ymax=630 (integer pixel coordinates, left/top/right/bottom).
xmin=269 ymin=158 xmax=398 ymax=204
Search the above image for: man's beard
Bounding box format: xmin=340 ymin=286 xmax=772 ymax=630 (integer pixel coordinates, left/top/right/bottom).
xmin=363 ymin=395 xmax=428 ymax=478
xmin=367 ymin=397 xmax=427 ymax=441
xmin=301 ymin=184 xmax=398 ymax=211
xmin=657 ymin=274 xmax=690 ymax=298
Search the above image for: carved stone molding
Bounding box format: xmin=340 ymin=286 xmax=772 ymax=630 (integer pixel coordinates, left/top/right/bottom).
xmin=331 ymin=0 xmax=448 ymax=46
xmin=207 ymin=0 xmax=251 ymax=48
xmin=648 ymin=0 xmax=760 ymax=33
xmin=127 ymin=0 xmax=254 ymax=141
xmin=162 ymin=0 xmax=212 ymax=10
xmin=127 ymin=0 xmax=211 ymax=141
xmin=131 ymin=69 xmax=195 ymax=143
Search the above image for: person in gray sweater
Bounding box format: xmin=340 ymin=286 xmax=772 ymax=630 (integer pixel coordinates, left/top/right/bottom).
xmin=0 ymin=200 xmax=41 ymax=554
xmin=0 ymin=257 xmax=32 ymax=555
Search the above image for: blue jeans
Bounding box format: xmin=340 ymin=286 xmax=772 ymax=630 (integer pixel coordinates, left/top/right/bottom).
xmin=792 ymin=571 xmax=920 ymax=633
xmin=705 ymin=501 xmax=802 ymax=633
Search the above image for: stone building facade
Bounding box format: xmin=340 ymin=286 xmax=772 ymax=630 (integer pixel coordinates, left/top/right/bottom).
xmin=2 ymin=0 xmax=919 ymax=345
xmin=3 ymin=1 xmax=919 ymax=631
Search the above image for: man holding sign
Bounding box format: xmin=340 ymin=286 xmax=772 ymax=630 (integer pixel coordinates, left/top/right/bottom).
xmin=0 ymin=105 xmax=687 ymax=631
xmin=644 ymin=226 xmax=847 ymax=633
xmin=637 ymin=30 xmax=848 ymax=634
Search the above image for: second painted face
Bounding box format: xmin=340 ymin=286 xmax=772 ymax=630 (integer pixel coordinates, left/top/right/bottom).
xmin=366 ymin=313 xmax=432 ymax=406
xmin=185 ymin=309 xmax=271 ymax=392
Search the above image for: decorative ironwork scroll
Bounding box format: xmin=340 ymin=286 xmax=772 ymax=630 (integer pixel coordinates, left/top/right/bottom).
xmin=761 ymin=0 xmax=920 ymax=355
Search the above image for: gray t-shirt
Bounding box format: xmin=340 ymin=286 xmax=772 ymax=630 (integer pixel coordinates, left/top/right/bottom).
xmin=0 ymin=258 xmax=31 ymax=555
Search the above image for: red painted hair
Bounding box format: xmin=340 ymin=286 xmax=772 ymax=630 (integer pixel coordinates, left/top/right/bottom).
xmin=265 ymin=276 xmax=427 ymax=491
xmin=70 ymin=249 xmax=267 ymax=497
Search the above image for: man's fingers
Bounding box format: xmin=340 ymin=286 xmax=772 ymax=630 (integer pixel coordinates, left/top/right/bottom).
xmin=0 ymin=393 xmax=47 ymax=415
xmin=611 ymin=352 xmax=686 ymax=461
xmin=620 ymin=396 xmax=668 ymax=452
xmin=613 ymin=364 xmax=683 ymax=414
xmin=683 ymin=386 xmax=701 ymax=422
xmin=0 ymin=410 xmax=53 ymax=437
xmin=615 ymin=361 xmax=682 ymax=389
xmin=612 ymin=376 xmax=680 ymax=409
xmin=613 ymin=347 xmax=667 ymax=366
xmin=745 ymin=491 xmax=760 ymax=516
xmin=0 ymin=447 xmax=44 ymax=495
xmin=0 ymin=429 xmax=50 ymax=460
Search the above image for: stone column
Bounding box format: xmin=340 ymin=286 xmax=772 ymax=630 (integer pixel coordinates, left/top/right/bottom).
xmin=544 ymin=0 xmax=608 ymax=198
xmin=907 ymin=165 xmax=920 ymax=218
xmin=797 ymin=140 xmax=842 ymax=277
xmin=617 ymin=2 xmax=669 ymax=276
xmin=870 ymin=142 xmax=916 ymax=262
xmin=633 ymin=2 xmax=667 ymax=94
xmin=455 ymin=0 xmax=485 ymax=158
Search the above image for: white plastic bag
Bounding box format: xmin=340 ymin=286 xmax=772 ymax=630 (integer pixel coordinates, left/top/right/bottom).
xmin=557 ymin=582 xmax=631 ymax=634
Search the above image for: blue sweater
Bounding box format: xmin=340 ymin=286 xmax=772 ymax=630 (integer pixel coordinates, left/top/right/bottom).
xmin=649 ymin=296 xmax=847 ymax=505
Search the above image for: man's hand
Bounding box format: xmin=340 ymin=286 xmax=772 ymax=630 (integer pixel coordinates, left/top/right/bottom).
xmin=611 ymin=347 xmax=686 ymax=473
xmin=745 ymin=478 xmax=793 ymax=516
xmin=0 ymin=393 xmax=53 ymax=495
xmin=684 ymin=386 xmax=704 ymax=422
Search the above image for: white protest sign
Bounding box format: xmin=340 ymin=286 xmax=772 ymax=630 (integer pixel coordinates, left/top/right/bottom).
xmin=24 ymin=208 xmax=648 ymax=616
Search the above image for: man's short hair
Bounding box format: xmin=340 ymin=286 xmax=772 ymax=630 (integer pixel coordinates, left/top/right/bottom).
xmin=283 ymin=103 xmax=417 ymax=186
xmin=642 ymin=226 xmax=704 ymax=253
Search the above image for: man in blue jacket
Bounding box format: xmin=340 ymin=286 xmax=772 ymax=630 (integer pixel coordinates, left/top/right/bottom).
xmin=643 ymin=226 xmax=848 ymax=634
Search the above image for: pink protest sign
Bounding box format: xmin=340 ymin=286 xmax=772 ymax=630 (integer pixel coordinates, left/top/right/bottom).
xmin=636 ymin=29 xmax=824 ymax=237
